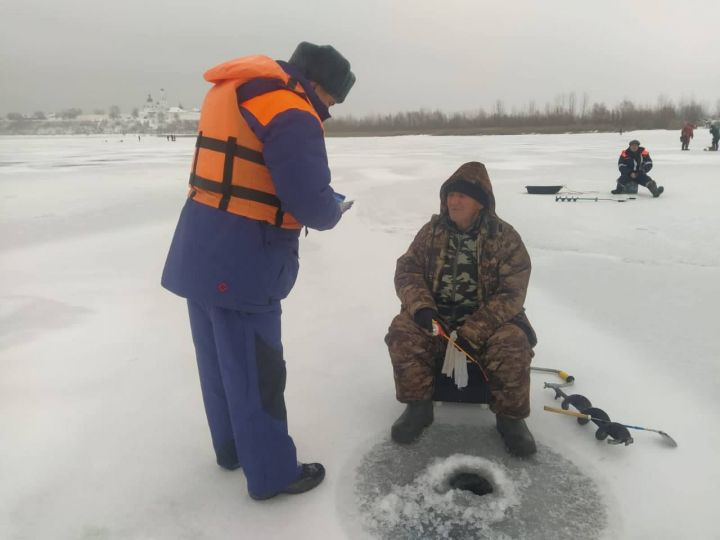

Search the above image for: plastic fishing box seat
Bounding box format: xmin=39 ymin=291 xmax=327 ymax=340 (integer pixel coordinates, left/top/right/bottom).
xmin=616 ymin=180 xmax=638 ymax=194
xmin=432 ymin=358 xmax=492 ymax=404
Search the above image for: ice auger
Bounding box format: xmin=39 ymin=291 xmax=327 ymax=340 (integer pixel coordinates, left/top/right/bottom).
xmin=543 ymin=382 xmax=634 ymax=446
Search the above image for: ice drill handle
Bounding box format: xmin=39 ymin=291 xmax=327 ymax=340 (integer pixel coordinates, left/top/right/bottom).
xmin=543 ymin=405 xmax=590 ymax=420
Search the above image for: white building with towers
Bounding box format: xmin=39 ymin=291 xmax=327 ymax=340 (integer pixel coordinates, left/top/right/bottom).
xmin=138 ymin=89 xmax=199 ymax=129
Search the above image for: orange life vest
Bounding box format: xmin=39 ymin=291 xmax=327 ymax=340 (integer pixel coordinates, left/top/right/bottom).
xmin=620 ymin=149 xmax=649 ymax=158
xmin=188 ymin=55 xmax=322 ymax=229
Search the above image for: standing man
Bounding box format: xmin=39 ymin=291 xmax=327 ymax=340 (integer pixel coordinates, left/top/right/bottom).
xmin=612 ymin=139 xmax=664 ymax=197
xmin=680 ymin=122 xmax=696 ymax=151
xmin=161 ymin=42 xmax=355 ymax=500
xmin=385 ymin=162 xmax=538 ymax=457
xmin=710 ymin=123 xmax=720 ymax=151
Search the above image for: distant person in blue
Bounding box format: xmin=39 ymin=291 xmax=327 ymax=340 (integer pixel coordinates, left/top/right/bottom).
xmin=161 ymin=42 xmax=355 ymax=500
xmin=612 ymin=139 xmax=664 ymax=197
xmin=710 ymin=123 xmax=720 ymax=151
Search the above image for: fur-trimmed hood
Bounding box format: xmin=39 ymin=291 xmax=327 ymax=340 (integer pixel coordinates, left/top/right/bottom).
xmin=439 ymin=161 xmax=496 ymax=216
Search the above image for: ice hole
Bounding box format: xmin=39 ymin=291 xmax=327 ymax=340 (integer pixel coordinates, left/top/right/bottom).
xmin=352 ymin=426 xmax=608 ymax=539
xmin=448 ymin=472 xmax=494 ymax=496
xmin=434 ymin=460 xmax=500 ymax=499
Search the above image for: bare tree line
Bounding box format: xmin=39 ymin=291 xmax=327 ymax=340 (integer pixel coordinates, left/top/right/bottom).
xmin=3 ymin=93 xmax=718 ymax=136
xmin=326 ymin=94 xmax=719 ymax=136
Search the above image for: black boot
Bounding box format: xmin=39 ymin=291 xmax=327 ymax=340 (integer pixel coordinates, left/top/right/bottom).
xmin=611 ymin=181 xmax=626 ymax=195
xmin=250 ymin=463 xmax=325 ymax=500
xmin=391 ymin=401 xmax=433 ymax=444
xmin=496 ymin=415 xmax=537 ymax=457
xmin=646 ymin=180 xmax=664 ymax=198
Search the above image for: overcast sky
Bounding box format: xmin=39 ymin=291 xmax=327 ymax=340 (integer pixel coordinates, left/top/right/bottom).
xmin=2 ymin=0 xmax=719 ymax=118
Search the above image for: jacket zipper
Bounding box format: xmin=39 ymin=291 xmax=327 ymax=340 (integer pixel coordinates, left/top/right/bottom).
xmin=450 ymin=232 xmax=460 ymax=323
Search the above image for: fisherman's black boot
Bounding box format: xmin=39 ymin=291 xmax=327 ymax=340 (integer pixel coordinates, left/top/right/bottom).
xmin=391 ymin=400 xmax=433 ymax=444
xmin=611 ymin=183 xmax=624 ymax=195
xmin=496 ymin=415 xmax=537 ymax=457
xmin=646 ymin=179 xmax=664 ymax=198
xmin=250 ymin=463 xmax=325 ymax=500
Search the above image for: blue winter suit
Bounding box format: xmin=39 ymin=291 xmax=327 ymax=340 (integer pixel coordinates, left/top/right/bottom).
xmin=161 ymin=60 xmax=342 ymax=499
xmin=616 ymin=146 xmax=654 ymax=192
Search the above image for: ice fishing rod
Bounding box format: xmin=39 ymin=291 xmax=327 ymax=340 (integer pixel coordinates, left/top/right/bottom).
xmin=431 ymin=320 xmax=489 ymax=382
xmin=543 ymin=382 xmax=634 ymax=446
xmin=431 ymin=319 xmax=575 ymax=387
xmin=555 ymin=195 xmax=636 ymax=203
xmin=430 ymin=317 xmax=576 ymax=388
xmin=544 ymin=406 xmax=677 ymax=448
xmin=530 ymin=366 xmax=574 ymax=386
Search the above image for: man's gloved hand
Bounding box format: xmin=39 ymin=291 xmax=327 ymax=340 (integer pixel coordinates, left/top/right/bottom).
xmin=413 ymin=308 xmax=440 ymax=333
xmin=339 ymin=200 xmax=354 ymax=214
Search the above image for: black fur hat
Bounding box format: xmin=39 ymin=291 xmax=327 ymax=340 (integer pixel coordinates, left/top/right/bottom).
xmin=289 ymin=42 xmax=356 ymax=103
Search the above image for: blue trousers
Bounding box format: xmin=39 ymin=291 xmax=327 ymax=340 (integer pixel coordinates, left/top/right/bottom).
xmin=187 ymin=299 xmax=299 ymax=498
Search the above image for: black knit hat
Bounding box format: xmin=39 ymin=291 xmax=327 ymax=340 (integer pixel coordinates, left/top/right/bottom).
xmin=629 ymin=139 xmax=641 ymax=146
xmin=289 ymin=42 xmax=356 ymax=103
xmin=443 ymin=178 xmax=488 ymax=207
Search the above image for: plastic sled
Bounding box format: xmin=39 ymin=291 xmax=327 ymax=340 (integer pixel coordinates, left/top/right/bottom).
xmin=526 ymin=185 xmax=563 ymax=195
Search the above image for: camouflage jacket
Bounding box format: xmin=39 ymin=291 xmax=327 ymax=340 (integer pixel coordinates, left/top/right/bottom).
xmin=435 ymin=216 xmax=481 ymax=328
xmin=394 ymin=162 xmax=537 ymax=348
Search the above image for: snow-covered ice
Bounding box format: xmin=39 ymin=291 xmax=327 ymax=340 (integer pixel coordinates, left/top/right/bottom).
xmin=1 ymin=130 xmax=719 ymax=539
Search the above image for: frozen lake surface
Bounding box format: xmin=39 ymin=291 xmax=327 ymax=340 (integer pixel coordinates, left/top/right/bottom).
xmin=1 ymin=131 xmax=719 ymax=539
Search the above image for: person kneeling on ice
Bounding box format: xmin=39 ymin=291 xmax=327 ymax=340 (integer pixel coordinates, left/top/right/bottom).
xmin=612 ymin=139 xmax=664 ymax=197
xmin=385 ymin=162 xmax=538 ymax=457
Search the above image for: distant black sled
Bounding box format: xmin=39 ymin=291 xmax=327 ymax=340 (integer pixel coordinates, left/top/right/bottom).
xmin=526 ymin=185 xmax=563 ymax=195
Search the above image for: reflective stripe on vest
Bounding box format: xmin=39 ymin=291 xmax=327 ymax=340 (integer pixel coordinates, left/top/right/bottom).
xmin=188 ymin=56 xmax=322 ymax=229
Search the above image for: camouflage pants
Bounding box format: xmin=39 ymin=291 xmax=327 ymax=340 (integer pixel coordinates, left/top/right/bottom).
xmin=385 ymin=311 xmax=533 ymax=418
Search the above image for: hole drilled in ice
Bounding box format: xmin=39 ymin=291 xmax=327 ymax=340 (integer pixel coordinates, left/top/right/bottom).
xmin=371 ymin=454 xmax=520 ymax=536
xmin=447 ymin=472 xmax=493 ymax=496
xmin=433 ymin=456 xmax=501 ymax=498
xmin=350 ymin=423 xmax=607 ymax=540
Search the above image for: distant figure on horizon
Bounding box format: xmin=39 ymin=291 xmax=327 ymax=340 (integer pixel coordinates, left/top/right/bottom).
xmin=680 ymin=122 xmax=696 ymax=150
xmin=612 ymin=139 xmax=664 ymax=197
xmin=710 ymin=123 xmax=720 ymax=151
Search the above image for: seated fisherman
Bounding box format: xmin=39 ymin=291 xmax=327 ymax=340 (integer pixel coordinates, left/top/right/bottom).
xmin=612 ymin=139 xmax=664 ymax=197
xmin=385 ymin=161 xmax=538 ymax=457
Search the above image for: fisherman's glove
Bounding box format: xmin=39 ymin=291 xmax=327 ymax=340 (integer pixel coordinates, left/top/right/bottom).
xmin=413 ymin=308 xmax=440 ymax=333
